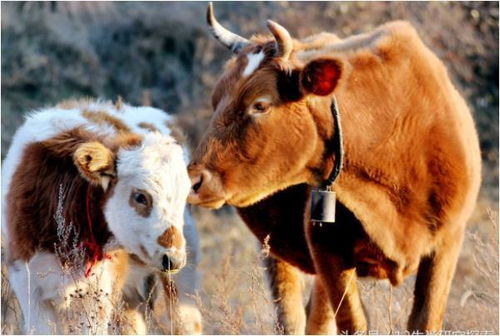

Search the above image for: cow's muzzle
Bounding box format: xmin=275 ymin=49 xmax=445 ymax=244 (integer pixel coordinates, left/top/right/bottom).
xmin=187 ymin=166 xmax=226 ymax=209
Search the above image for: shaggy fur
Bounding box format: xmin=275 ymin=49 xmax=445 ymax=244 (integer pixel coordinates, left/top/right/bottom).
xmin=3 ymin=100 xmax=202 ymax=334
xmin=189 ymin=14 xmax=481 ymax=334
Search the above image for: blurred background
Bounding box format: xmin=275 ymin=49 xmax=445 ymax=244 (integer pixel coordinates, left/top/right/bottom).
xmin=1 ymin=2 xmax=498 ymax=334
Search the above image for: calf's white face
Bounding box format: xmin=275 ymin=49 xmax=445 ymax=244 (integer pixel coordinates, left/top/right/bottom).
xmin=103 ymin=133 xmax=191 ymax=273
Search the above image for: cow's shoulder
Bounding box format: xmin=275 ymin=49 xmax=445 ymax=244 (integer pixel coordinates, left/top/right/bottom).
xmin=347 ymin=21 xmax=424 ymax=64
xmin=297 ymin=20 xmax=426 ymax=72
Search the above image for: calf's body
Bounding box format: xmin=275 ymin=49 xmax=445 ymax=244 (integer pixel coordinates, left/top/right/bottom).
xmin=2 ymin=100 xmax=201 ymax=334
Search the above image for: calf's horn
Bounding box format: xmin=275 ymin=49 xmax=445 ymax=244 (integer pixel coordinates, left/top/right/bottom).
xmin=207 ymin=2 xmax=249 ymax=53
xmin=267 ymin=20 xmax=293 ymax=60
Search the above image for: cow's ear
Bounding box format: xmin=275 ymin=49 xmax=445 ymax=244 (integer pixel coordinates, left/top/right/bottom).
xmin=73 ymin=141 xmax=115 ymax=191
xmin=300 ymin=58 xmax=342 ymax=96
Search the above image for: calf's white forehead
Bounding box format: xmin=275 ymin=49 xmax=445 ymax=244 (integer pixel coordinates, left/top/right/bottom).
xmin=116 ymin=133 xmax=190 ymax=198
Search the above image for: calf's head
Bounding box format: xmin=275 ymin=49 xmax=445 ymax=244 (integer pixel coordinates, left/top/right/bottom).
xmin=74 ymin=132 xmax=190 ymax=273
xmin=188 ymin=4 xmax=343 ymax=209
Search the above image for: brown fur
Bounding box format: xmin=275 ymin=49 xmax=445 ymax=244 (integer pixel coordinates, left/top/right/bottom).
xmin=107 ymin=248 xmax=131 ymax=305
xmin=157 ymin=226 xmax=184 ymax=250
xmin=165 ymin=120 xmax=187 ymax=145
xmin=82 ymin=110 xmax=131 ymax=133
xmin=6 ymin=127 xmax=142 ymax=264
xmin=190 ymin=20 xmax=482 ymax=333
xmin=305 ymin=278 xmax=335 ymax=334
xmin=137 ymin=122 xmax=159 ymax=133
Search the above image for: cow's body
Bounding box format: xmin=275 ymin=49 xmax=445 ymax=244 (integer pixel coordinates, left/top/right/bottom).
xmin=189 ymin=5 xmax=481 ymax=334
xmin=2 ymin=100 xmax=201 ymax=334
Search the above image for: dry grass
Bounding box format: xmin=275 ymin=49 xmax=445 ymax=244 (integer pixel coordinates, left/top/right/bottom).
xmin=1 ymin=173 xmax=497 ymax=336
xmin=0 ymin=186 xmax=195 ymax=335
xmin=1 ymin=2 xmax=498 ymax=334
xmin=187 ymin=199 xmax=498 ymax=335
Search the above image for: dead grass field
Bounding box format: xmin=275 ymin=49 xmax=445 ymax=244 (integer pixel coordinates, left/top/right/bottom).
xmin=1 ymin=2 xmax=498 ymax=334
xmin=188 ymin=200 xmax=498 ymax=334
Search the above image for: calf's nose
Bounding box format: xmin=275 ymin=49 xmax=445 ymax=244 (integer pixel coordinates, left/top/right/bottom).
xmin=162 ymin=253 xmax=185 ymax=273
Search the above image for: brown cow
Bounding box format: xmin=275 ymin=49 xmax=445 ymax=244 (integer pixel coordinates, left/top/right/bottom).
xmin=188 ymin=4 xmax=481 ymax=334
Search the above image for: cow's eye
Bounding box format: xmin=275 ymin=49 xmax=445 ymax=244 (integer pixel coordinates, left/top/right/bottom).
xmin=133 ymin=192 xmax=148 ymax=206
xmin=251 ymin=101 xmax=271 ymax=114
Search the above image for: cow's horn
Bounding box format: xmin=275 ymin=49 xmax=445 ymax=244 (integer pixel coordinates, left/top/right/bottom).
xmin=267 ymin=20 xmax=293 ymax=60
xmin=207 ymin=2 xmax=249 ymax=53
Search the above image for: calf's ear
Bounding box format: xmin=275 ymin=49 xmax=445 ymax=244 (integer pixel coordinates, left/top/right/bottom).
xmin=300 ymin=58 xmax=342 ymax=96
xmin=73 ymin=141 xmax=115 ymax=191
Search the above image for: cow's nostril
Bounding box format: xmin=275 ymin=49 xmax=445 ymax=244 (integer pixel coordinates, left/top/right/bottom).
xmin=192 ymin=175 xmax=203 ymax=193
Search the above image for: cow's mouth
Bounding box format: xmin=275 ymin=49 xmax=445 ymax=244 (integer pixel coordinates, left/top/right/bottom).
xmin=188 ymin=193 xmax=226 ymax=209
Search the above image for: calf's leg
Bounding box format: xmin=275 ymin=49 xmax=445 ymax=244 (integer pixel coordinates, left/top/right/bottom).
xmin=120 ymin=261 xmax=157 ymax=334
xmin=161 ymin=271 xmax=202 ymax=335
xmin=8 ymin=254 xmax=61 ymax=334
xmin=171 ymin=211 xmax=203 ymax=335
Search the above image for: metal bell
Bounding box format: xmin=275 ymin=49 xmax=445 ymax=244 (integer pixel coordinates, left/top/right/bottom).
xmin=310 ymin=189 xmax=336 ymax=223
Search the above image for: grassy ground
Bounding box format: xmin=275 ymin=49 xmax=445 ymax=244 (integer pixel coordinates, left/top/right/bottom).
xmin=1 ymin=2 xmax=498 ymax=334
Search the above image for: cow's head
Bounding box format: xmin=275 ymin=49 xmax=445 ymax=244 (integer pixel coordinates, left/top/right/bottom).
xmin=188 ymin=4 xmax=344 ymax=209
xmin=74 ymin=132 xmax=190 ymax=273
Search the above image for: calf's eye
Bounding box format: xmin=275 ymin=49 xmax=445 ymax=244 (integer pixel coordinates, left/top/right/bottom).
xmin=133 ymin=192 xmax=148 ymax=206
xmin=129 ymin=189 xmax=152 ymax=217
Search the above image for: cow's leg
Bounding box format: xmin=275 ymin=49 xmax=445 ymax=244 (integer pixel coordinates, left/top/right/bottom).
xmin=408 ymin=227 xmax=465 ymax=332
xmin=264 ymin=256 xmax=306 ymax=334
xmin=305 ymin=277 xmax=336 ymax=334
xmin=237 ymin=184 xmax=315 ymax=334
xmin=308 ymin=253 xmax=367 ymax=333
xmin=305 ymin=202 xmax=368 ymax=334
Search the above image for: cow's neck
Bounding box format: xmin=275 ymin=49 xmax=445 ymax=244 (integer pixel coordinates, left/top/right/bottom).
xmin=307 ymin=96 xmax=338 ymax=186
xmin=309 ymin=93 xmax=416 ymax=276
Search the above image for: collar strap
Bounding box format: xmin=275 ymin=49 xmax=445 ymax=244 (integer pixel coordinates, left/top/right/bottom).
xmin=83 ymin=184 xmax=111 ymax=277
xmin=321 ymin=96 xmax=344 ymax=190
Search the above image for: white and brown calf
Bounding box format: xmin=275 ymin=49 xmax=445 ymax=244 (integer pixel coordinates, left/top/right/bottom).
xmin=2 ymin=100 xmax=201 ymax=334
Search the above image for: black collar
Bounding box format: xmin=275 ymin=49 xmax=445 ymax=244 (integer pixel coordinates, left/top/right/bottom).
xmin=321 ymin=96 xmax=344 ymax=190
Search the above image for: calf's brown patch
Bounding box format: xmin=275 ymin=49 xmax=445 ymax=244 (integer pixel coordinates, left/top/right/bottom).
xmin=157 ymin=226 xmax=183 ymax=249
xmin=82 ymin=110 xmax=131 ymax=133
xmin=138 ymin=122 xmax=159 ymax=133
xmin=129 ymin=189 xmax=153 ymax=218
